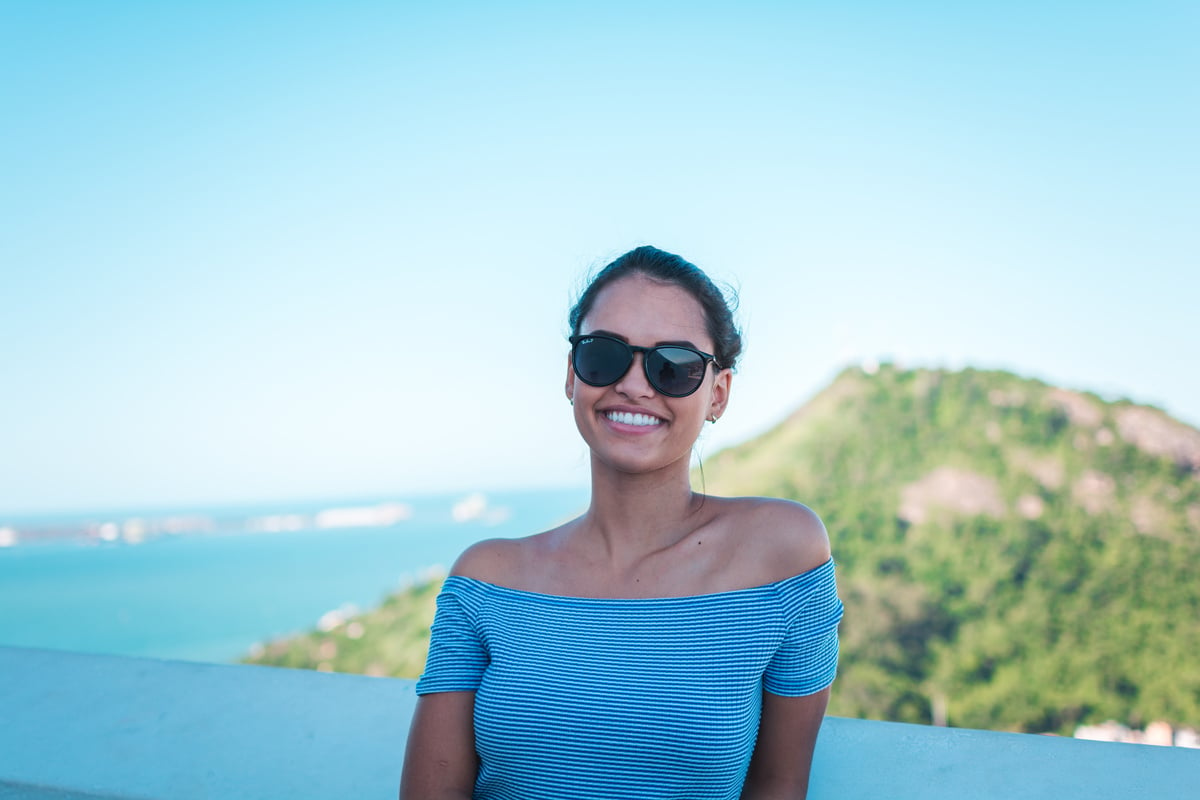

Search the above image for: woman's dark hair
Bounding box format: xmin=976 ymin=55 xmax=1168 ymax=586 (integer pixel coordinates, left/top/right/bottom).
xmin=568 ymin=246 xmax=743 ymax=370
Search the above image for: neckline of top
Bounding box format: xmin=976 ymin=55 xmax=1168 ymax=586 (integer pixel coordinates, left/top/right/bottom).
xmin=442 ymin=557 xmax=834 ymax=603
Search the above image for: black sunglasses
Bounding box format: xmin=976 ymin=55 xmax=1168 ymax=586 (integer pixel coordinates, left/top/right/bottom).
xmin=569 ymin=334 xmax=719 ymax=398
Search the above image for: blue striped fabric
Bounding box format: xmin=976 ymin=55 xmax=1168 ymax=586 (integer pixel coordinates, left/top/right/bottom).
xmin=416 ymin=558 xmax=843 ymax=800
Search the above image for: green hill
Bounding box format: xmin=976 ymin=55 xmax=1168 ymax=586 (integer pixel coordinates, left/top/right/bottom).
xmin=245 ymin=364 xmax=1200 ymax=735
xmin=703 ymin=363 xmax=1200 ymax=733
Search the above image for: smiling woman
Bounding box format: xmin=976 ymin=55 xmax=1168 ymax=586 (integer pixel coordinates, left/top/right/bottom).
xmin=399 ymin=246 xmax=844 ymax=800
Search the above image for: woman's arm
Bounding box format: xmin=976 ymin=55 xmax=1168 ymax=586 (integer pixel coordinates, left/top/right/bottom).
xmin=399 ymin=691 xmax=478 ymax=800
xmin=740 ymin=687 xmax=831 ymax=800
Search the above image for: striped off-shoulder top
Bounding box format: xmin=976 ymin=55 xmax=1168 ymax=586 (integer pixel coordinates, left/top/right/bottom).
xmin=416 ymin=558 xmax=843 ymax=800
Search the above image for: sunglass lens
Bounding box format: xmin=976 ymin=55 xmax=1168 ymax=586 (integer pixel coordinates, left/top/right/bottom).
xmin=574 ymin=337 xmax=632 ymax=386
xmin=647 ymin=347 xmax=707 ymax=397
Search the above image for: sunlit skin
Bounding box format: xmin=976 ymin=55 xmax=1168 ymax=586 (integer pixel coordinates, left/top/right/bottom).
xmin=400 ymin=273 xmax=833 ymax=800
xmin=569 ymin=274 xmax=729 ymax=483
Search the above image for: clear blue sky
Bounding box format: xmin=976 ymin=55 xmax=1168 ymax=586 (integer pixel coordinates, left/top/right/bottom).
xmin=2 ymin=1 xmax=1197 ymax=514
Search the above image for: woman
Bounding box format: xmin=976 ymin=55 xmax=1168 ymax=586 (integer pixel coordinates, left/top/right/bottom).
xmin=400 ymin=246 xmax=843 ymax=800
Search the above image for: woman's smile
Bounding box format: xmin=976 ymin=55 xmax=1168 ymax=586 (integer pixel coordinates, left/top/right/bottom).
xmin=602 ymin=409 xmax=665 ymax=429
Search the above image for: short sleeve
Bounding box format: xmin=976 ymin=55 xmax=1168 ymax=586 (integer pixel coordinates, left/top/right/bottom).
xmin=763 ymin=560 xmax=844 ymax=696
xmin=415 ymin=579 xmax=489 ymax=695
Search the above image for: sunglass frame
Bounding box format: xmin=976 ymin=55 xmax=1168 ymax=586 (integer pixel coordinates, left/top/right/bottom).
xmin=568 ymin=334 xmax=718 ymax=398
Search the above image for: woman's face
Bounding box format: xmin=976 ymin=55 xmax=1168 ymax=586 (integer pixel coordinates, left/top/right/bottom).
xmin=566 ymin=274 xmax=730 ymax=477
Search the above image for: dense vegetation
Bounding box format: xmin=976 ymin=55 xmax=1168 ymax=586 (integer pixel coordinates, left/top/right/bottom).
xmin=245 ymin=365 xmax=1200 ymax=734
xmin=702 ymin=364 xmax=1200 ymax=733
xmin=245 ymin=578 xmax=442 ymax=679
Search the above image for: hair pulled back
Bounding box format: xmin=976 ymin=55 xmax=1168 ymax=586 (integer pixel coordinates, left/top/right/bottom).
xmin=569 ymin=246 xmax=743 ymax=371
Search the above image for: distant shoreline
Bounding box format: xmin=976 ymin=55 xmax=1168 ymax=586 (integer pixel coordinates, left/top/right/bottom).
xmin=0 ymin=486 xmax=588 ymax=549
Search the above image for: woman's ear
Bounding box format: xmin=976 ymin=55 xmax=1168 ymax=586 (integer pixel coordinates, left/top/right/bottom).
xmin=708 ymin=368 xmax=732 ymax=422
xmin=565 ymin=354 xmax=575 ymax=404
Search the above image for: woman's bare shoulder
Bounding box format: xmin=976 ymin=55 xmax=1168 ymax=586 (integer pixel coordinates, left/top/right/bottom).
xmin=448 ymin=523 xmax=571 ymax=586
xmin=448 ymin=538 xmax=521 ymax=583
xmin=712 ymin=496 xmax=832 ymax=584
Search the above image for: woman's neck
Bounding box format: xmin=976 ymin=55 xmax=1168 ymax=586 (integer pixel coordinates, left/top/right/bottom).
xmin=579 ymin=458 xmax=705 ymax=567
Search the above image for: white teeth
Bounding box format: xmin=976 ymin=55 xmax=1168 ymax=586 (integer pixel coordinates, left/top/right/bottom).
xmin=605 ymin=411 xmax=663 ymax=427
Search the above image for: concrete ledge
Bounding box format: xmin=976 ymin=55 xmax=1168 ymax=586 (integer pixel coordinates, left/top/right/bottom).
xmin=1 ymin=647 xmax=1196 ymax=799
xmin=0 ymin=648 xmax=412 ymax=799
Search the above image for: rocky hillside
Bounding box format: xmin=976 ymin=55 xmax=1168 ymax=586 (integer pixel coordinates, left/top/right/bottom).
xmin=702 ymin=364 xmax=1199 ymax=732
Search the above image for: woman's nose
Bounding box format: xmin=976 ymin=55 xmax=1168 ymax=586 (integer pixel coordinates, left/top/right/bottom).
xmin=613 ymin=353 xmax=655 ymax=397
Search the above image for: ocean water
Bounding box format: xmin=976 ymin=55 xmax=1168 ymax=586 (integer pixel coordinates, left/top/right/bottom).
xmin=0 ymin=487 xmax=588 ymax=663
